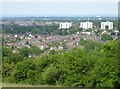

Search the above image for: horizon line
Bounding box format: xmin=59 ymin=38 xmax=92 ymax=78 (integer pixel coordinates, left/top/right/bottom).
xmin=1 ymin=15 xmax=118 ymax=17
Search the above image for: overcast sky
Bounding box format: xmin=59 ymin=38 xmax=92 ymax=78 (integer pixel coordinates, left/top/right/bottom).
xmin=2 ymin=2 xmax=118 ymax=17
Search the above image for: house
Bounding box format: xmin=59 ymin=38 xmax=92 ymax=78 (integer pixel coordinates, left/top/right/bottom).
xmin=58 ymin=46 xmax=63 ymax=50
xmin=101 ymin=31 xmax=110 ymax=35
xmin=81 ymin=32 xmax=92 ymax=35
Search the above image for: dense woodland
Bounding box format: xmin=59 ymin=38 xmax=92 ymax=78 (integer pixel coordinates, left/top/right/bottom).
xmin=2 ymin=39 xmax=120 ymax=88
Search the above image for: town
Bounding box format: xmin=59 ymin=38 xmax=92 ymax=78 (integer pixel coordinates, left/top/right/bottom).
xmin=1 ymin=17 xmax=118 ymax=57
xmin=1 ymin=1 xmax=119 ymax=88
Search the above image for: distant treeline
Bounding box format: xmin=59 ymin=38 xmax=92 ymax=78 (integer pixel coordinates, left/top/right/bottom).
xmin=2 ymin=24 xmax=83 ymax=35
xmin=1 ymin=19 xmax=118 ymax=35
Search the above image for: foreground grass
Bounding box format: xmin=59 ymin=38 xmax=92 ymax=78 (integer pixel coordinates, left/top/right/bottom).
xmin=2 ymin=83 xmax=64 ymax=87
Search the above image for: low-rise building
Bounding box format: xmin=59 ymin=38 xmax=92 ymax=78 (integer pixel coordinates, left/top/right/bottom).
xmin=81 ymin=32 xmax=92 ymax=35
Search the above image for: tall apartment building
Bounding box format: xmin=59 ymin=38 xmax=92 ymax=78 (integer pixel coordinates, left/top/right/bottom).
xmin=80 ymin=21 xmax=93 ymax=30
xmin=101 ymin=21 xmax=113 ymax=30
xmin=59 ymin=22 xmax=72 ymax=29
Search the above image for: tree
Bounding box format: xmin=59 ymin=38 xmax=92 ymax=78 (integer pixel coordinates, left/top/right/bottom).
xmin=83 ymin=40 xmax=102 ymax=52
xmin=2 ymin=40 xmax=119 ymax=87
xmin=49 ymin=50 xmax=57 ymax=55
xmin=42 ymin=66 xmax=59 ymax=85
xmin=79 ymin=38 xmax=86 ymax=46
xmin=30 ymin=46 xmax=42 ymax=56
xmin=2 ymin=47 xmax=12 ymax=57
xmin=19 ymin=47 xmax=30 ymax=57
xmin=7 ymin=53 xmax=23 ymax=64
xmin=101 ymin=34 xmax=113 ymax=41
xmin=13 ymin=59 xmax=35 ymax=83
xmin=105 ymin=25 xmax=109 ymax=30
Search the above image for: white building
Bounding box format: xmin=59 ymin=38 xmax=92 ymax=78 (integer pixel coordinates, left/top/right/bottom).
xmin=101 ymin=21 xmax=113 ymax=30
xmin=59 ymin=22 xmax=72 ymax=29
xmin=81 ymin=32 xmax=92 ymax=35
xmin=80 ymin=21 xmax=93 ymax=30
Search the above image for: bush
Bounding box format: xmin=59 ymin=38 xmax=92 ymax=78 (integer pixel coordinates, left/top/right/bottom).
xmin=79 ymin=38 xmax=86 ymax=46
xmin=101 ymin=34 xmax=113 ymax=41
xmin=2 ymin=40 xmax=119 ymax=87
xmin=84 ymin=40 xmax=102 ymax=52
xmin=42 ymin=65 xmax=59 ymax=85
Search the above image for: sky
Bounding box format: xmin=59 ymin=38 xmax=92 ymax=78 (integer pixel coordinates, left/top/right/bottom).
xmin=0 ymin=0 xmax=119 ymax=2
xmin=1 ymin=2 xmax=118 ymax=17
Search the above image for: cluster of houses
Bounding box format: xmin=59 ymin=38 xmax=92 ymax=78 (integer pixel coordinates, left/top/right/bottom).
xmin=3 ymin=30 xmax=102 ymax=53
xmin=2 ymin=31 xmax=118 ymax=57
xmin=59 ymin=21 xmax=113 ymax=30
xmin=1 ymin=18 xmax=119 ymax=55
